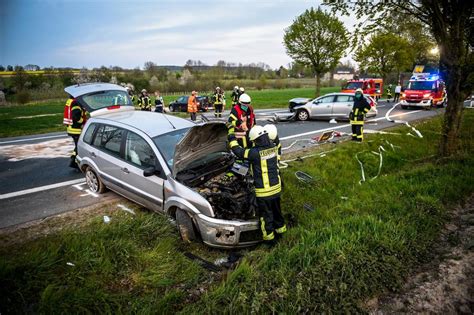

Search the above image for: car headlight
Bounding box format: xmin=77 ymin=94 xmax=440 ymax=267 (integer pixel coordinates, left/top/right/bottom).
xmin=423 ymin=93 xmax=432 ymax=98
xmin=401 ymin=93 xmax=406 ymax=98
xmin=376 ymin=89 xmax=380 ymax=93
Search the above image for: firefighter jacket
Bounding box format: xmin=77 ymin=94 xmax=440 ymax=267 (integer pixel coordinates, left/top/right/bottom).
xmin=138 ymin=95 xmax=152 ymax=110
xmin=349 ymin=97 xmax=371 ymax=125
xmin=67 ymin=102 xmax=86 ymax=135
xmin=187 ymin=95 xmax=198 ymax=113
xmin=213 ymin=92 xmax=224 ymax=105
xmin=230 ymin=140 xmax=281 ymax=198
xmin=231 ymin=90 xmax=240 ymax=104
xmin=227 ymin=104 xmax=255 ymax=148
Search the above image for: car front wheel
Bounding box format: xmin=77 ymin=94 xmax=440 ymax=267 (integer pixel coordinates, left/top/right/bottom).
xmin=176 ymin=209 xmax=198 ymax=243
xmin=85 ymin=166 xmax=106 ymax=194
xmin=297 ymin=109 xmax=309 ymax=121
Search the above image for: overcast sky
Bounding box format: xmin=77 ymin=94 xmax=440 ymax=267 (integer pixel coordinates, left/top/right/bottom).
xmin=0 ymin=0 xmax=356 ymax=69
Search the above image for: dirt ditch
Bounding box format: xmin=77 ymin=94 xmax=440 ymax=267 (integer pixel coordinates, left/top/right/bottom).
xmin=368 ymin=195 xmax=474 ymax=314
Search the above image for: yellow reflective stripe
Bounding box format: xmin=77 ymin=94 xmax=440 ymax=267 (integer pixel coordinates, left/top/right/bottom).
xmin=255 ymin=184 xmax=281 ymax=197
xmin=261 ymin=159 xmax=270 ymax=189
xmin=229 ymin=140 xmax=239 ymax=148
xmin=229 ymin=113 xmax=237 ymax=121
xmin=228 ymin=127 xmax=235 ymax=135
xmin=260 ymin=218 xmax=275 ymax=241
xmin=275 ymin=225 xmax=287 ymax=234
xmin=350 ymin=120 xmax=364 ymax=125
xmin=67 ymin=126 xmax=82 ymax=134
xmin=354 ymin=108 xmax=359 ymax=116
xmin=364 ymin=108 xmax=369 ymax=112
xmin=244 ymin=149 xmax=250 ymax=159
xmin=242 ymin=137 xmax=247 ymax=148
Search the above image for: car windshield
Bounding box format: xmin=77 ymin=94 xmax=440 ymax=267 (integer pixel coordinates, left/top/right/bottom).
xmin=406 ymin=81 xmax=435 ymax=90
xmin=81 ymin=90 xmax=132 ymax=109
xmin=344 ymin=82 xmax=363 ymax=89
xmin=152 ymin=128 xmax=190 ymax=168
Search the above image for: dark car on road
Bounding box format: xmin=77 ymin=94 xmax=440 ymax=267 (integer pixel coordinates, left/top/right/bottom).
xmin=169 ymin=95 xmax=210 ymax=112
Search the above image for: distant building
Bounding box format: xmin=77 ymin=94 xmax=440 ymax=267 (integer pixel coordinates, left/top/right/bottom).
xmin=332 ymin=66 xmax=355 ymax=81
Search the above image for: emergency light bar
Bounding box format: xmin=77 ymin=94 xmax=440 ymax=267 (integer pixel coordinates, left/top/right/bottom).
xmin=410 ymin=73 xmax=440 ymax=81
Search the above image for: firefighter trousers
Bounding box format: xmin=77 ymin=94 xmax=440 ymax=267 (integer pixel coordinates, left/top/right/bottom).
xmin=351 ymin=124 xmax=364 ymax=142
xmin=257 ymin=195 xmax=286 ymax=241
xmin=69 ymin=134 xmax=80 ymax=168
xmin=215 ymin=104 xmax=223 ymax=117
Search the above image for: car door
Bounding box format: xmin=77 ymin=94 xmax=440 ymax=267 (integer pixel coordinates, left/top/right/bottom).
xmin=333 ymin=95 xmax=354 ymax=118
xmin=122 ymin=130 xmax=165 ymax=212
xmin=91 ymin=124 xmax=129 ymax=196
xmin=310 ymin=95 xmax=335 ymax=118
xmin=178 ymin=96 xmax=189 ymax=112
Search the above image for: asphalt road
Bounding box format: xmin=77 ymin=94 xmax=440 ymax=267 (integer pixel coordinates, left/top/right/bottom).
xmin=0 ymin=101 xmax=445 ymax=228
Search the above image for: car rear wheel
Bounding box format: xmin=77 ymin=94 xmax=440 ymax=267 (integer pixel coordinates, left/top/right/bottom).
xmin=297 ymin=109 xmax=309 ymax=121
xmin=176 ymin=209 xmax=198 ymax=243
xmin=85 ymin=166 xmax=106 ymax=194
xmin=401 ymin=105 xmax=408 ymax=109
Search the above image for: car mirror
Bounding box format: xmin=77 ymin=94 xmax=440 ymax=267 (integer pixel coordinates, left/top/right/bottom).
xmin=143 ymin=166 xmax=160 ymax=177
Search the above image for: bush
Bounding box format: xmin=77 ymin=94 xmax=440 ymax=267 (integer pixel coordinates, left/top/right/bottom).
xmin=16 ymin=90 xmax=30 ymax=104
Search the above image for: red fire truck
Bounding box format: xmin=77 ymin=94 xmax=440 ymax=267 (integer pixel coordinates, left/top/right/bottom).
xmin=400 ymin=73 xmax=447 ymax=109
xmin=341 ymin=78 xmax=383 ymax=100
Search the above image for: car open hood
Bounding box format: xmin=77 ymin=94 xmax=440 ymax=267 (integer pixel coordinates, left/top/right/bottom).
xmin=173 ymin=122 xmax=228 ymax=177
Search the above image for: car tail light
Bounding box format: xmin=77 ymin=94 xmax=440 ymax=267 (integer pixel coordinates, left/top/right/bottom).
xmin=107 ymin=105 xmax=121 ymax=110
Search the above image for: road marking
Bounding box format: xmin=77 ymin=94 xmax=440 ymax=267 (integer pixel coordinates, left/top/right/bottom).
xmin=80 ymin=189 xmax=99 ymax=198
xmin=279 ymin=110 xmax=422 ymax=141
xmin=0 ymin=178 xmax=85 ymax=200
xmin=0 ymin=134 xmax=67 ymax=145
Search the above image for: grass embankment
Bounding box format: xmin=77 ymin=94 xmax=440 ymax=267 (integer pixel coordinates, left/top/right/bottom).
xmin=0 ymin=87 xmax=338 ymax=138
xmin=1 ymin=111 xmax=473 ymax=313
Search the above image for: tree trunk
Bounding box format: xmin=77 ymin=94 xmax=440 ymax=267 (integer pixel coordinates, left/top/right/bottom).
xmin=439 ymin=64 xmax=464 ymax=156
xmin=315 ymin=73 xmax=321 ymax=97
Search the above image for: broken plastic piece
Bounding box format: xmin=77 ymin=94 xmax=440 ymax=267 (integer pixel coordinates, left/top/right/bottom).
xmin=303 ymin=203 xmax=315 ymax=212
xmin=329 ymin=118 xmax=337 ymax=124
xmin=103 ymin=215 xmax=111 ymax=223
xmin=66 ymin=262 xmax=75 ymax=266
xmin=295 ymin=171 xmax=313 ymax=184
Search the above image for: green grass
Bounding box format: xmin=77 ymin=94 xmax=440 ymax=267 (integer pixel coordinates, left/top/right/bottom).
xmin=0 ymin=87 xmax=338 ymax=138
xmin=1 ymin=111 xmax=473 ymax=313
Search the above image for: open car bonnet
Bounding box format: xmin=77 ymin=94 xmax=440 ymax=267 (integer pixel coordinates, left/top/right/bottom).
xmin=64 ymin=83 xmax=134 ymax=117
xmin=172 ymin=122 xmax=229 ymax=177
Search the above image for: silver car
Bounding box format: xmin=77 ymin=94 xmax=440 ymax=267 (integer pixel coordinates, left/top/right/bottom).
xmin=293 ymin=92 xmax=377 ymax=121
xmin=70 ymin=84 xmax=262 ymax=248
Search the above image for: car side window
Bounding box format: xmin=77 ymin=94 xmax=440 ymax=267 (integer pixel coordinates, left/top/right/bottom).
xmin=335 ymin=95 xmax=351 ymax=102
xmin=83 ymin=123 xmax=96 ymax=144
xmin=178 ymin=96 xmax=186 ymax=103
xmin=319 ymin=96 xmax=334 ymax=103
xmin=125 ymin=132 xmax=156 ymax=169
xmin=93 ymin=125 xmax=123 ymax=157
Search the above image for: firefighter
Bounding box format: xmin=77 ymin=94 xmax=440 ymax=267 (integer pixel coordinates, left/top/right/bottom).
xmin=154 ymin=90 xmax=164 ymax=113
xmin=66 ymin=98 xmax=87 ymax=169
xmin=138 ymin=89 xmax=152 ymax=111
xmin=213 ymin=87 xmax=225 ymax=118
xmin=350 ymin=88 xmax=371 ymax=142
xmin=231 ymin=85 xmax=240 ymax=105
xmin=227 ymin=93 xmax=255 ymax=149
xmin=126 ymin=87 xmax=136 ymax=104
xmin=229 ymin=125 xmax=286 ymax=244
xmin=263 ymin=124 xmax=281 ymax=162
xmin=188 ymin=90 xmax=198 ymax=121
xmin=386 ymin=84 xmax=393 ymax=102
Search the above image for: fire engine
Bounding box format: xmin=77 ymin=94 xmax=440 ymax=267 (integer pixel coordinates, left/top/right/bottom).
xmin=400 ymin=73 xmax=447 ymax=109
xmin=341 ymin=78 xmax=383 ymax=100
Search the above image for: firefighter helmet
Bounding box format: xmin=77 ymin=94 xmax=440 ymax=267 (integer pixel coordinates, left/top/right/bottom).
xmin=355 ymin=88 xmax=363 ymax=94
xmin=234 ymin=85 xmax=239 ymax=90
xmin=263 ymin=124 xmax=278 ymax=140
xmin=141 ymin=89 xmax=147 ymax=93
xmin=249 ymin=125 xmax=265 ymax=141
xmin=239 ymin=93 xmax=251 ymax=105
xmin=239 ymin=87 xmax=245 ymax=93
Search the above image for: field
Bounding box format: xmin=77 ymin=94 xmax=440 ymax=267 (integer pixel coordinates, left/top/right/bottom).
xmin=0 ymin=87 xmax=339 ymax=138
xmin=1 ymin=111 xmax=473 ymax=313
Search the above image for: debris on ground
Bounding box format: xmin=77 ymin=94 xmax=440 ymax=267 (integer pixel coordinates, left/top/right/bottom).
xmin=295 ymin=171 xmax=314 ymax=184
xmin=103 ymin=215 xmax=111 ymax=224
xmin=117 ymin=204 xmax=136 ymax=215
xmin=66 ymin=262 xmax=75 ymax=267
xmin=183 ymin=252 xmax=222 ymax=272
xmin=214 ymin=252 xmax=242 ymax=268
xmin=329 ymin=118 xmax=337 ymax=124
xmin=303 ymin=203 xmax=315 ymax=212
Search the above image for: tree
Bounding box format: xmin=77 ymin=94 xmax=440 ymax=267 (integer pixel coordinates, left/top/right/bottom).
xmin=0 ymin=65 xmax=5 ymax=71
xmin=283 ymin=7 xmax=348 ymax=96
xmin=355 ymin=33 xmax=415 ymax=82
xmin=7 ymin=65 xmax=13 ymax=71
xmin=324 ymin=0 xmax=474 ymax=156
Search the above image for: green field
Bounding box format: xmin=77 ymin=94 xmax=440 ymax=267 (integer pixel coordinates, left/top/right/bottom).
xmin=0 ymin=87 xmax=339 ymax=138
xmin=1 ymin=111 xmax=473 ymax=313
